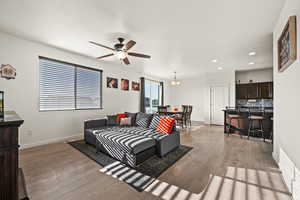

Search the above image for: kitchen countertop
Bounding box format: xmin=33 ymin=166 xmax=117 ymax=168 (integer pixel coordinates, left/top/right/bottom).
xmin=223 ymin=107 xmax=273 ymax=114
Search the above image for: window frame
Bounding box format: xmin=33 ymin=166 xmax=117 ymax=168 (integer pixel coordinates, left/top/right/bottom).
xmin=144 ymin=78 xmax=162 ymax=113
xmin=39 ymin=56 xmax=103 ymax=112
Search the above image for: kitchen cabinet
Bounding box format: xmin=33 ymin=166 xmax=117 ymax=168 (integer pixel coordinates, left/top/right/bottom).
xmin=259 ymin=82 xmax=273 ymax=99
xmin=236 ymin=82 xmax=273 ymax=99
xmin=246 ymin=83 xmax=259 ymax=99
xmin=236 ymin=84 xmax=248 ymax=99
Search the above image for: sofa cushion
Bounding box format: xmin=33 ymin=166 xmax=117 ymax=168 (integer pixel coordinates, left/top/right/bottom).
xmin=116 ymin=113 xmax=127 ymax=123
xmin=149 ymin=114 xmax=161 ymax=129
xmin=135 ymin=113 xmax=153 ymax=128
xmin=157 ymin=116 xmax=176 ymax=134
xmin=107 ymin=115 xmax=118 ymax=126
xmin=117 ymin=126 xmax=169 ymax=141
xmin=95 ymin=130 xmax=155 ymax=154
xmin=120 ymin=117 xmax=132 ymax=126
xmin=125 ymin=112 xmax=137 ymax=125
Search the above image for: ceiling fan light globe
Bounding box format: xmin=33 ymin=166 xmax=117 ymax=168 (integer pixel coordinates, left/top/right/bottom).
xmin=176 ymin=81 xmax=181 ymax=85
xmin=171 ymin=81 xmax=176 ymax=86
xmin=115 ymin=51 xmax=127 ymax=59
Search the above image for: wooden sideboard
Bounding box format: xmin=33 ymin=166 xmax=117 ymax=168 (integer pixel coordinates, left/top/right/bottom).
xmin=0 ymin=111 xmax=26 ymax=200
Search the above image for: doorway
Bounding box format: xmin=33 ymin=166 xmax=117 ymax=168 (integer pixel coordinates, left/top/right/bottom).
xmin=210 ymin=85 xmax=230 ymax=125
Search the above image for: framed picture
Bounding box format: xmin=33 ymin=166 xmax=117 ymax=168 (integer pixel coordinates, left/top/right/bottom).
xmin=0 ymin=64 xmax=16 ymax=79
xmin=132 ymin=81 xmax=140 ymax=91
xmin=277 ymin=15 xmax=297 ymax=72
xmin=107 ymin=77 xmax=118 ymax=89
xmin=121 ymin=79 xmax=129 ymax=91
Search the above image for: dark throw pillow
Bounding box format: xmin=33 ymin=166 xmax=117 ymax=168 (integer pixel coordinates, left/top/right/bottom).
xmin=149 ymin=114 xmax=161 ymax=129
xmin=106 ymin=115 xmax=118 ymax=126
xmin=125 ymin=112 xmax=137 ymax=125
xmin=135 ymin=112 xmax=153 ymax=128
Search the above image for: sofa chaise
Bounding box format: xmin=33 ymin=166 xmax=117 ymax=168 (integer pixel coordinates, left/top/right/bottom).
xmin=84 ymin=113 xmax=180 ymax=167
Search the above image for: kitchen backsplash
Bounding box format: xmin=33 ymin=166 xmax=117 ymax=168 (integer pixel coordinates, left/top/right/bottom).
xmin=236 ymin=99 xmax=273 ymax=107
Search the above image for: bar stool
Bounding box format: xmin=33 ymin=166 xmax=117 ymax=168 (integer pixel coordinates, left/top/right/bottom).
xmin=248 ymin=108 xmax=265 ymax=141
xmin=226 ymin=107 xmax=243 ymax=138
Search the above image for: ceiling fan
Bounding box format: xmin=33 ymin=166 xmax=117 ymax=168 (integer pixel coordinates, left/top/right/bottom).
xmin=89 ymin=38 xmax=151 ymax=65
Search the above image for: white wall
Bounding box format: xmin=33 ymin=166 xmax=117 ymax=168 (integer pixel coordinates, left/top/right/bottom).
xmin=273 ymin=0 xmax=300 ymax=198
xmin=170 ymin=70 xmax=235 ymax=123
xmin=236 ymin=68 xmax=273 ymax=83
xmin=0 ymin=32 xmax=169 ymax=148
xmin=169 ymin=77 xmax=205 ymax=121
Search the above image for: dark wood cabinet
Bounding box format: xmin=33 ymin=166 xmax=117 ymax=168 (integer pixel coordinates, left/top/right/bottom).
xmin=236 ymin=84 xmax=248 ymax=99
xmin=246 ymin=83 xmax=259 ymax=99
xmin=0 ymin=111 xmax=24 ymax=200
xmin=258 ymin=82 xmax=273 ymax=99
xmin=236 ymin=82 xmax=273 ymax=99
xmin=269 ymin=82 xmax=273 ymax=99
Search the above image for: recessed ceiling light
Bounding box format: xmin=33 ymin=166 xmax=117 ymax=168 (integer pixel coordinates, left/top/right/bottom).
xmin=248 ymin=62 xmax=255 ymax=65
xmin=249 ymin=52 xmax=256 ymax=56
xmin=212 ymin=59 xmax=218 ymax=63
xmin=217 ymin=67 xmax=223 ymax=70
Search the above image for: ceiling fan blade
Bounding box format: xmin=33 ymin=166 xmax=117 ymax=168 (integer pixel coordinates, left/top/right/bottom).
xmin=97 ymin=53 xmax=114 ymax=59
xmin=89 ymin=41 xmax=115 ymax=51
xmin=128 ymin=52 xmax=151 ymax=59
xmin=123 ymin=57 xmax=130 ymax=65
xmin=125 ymin=40 xmax=136 ymax=51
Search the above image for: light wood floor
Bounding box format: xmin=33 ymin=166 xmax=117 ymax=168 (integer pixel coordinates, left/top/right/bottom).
xmin=20 ymin=125 xmax=292 ymax=200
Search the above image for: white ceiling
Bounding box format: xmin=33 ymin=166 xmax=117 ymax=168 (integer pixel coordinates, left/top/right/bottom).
xmin=0 ymin=0 xmax=285 ymax=79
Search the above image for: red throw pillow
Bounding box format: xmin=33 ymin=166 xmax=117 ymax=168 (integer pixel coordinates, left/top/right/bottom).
xmin=156 ymin=116 xmax=176 ymax=134
xmin=117 ymin=113 xmax=127 ymax=123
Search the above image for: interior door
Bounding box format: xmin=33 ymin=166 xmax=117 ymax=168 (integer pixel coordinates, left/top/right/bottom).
xmin=210 ymin=86 xmax=229 ymax=125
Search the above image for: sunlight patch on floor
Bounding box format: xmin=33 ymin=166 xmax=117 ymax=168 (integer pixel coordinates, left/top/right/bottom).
xmin=100 ymin=163 xmax=292 ymax=200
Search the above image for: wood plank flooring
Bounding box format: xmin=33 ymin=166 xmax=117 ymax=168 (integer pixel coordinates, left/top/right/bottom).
xmin=20 ymin=125 xmax=292 ymax=200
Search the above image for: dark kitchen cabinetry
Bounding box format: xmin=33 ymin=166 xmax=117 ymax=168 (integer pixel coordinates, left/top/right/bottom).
xmin=236 ymin=82 xmax=273 ymax=99
xmin=236 ymin=84 xmax=248 ymax=99
xmin=259 ymin=82 xmax=273 ymax=99
xmin=246 ymin=83 xmax=259 ymax=99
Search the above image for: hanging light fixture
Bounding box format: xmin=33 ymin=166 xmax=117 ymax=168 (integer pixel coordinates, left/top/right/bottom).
xmin=171 ymin=71 xmax=180 ymax=86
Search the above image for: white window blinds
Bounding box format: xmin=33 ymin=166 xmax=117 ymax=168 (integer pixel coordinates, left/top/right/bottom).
xmin=76 ymin=67 xmax=101 ymax=109
xmin=39 ymin=57 xmax=102 ymax=111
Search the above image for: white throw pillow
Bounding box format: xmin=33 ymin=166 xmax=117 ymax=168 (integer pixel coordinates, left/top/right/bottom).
xmin=120 ymin=117 xmax=132 ymax=126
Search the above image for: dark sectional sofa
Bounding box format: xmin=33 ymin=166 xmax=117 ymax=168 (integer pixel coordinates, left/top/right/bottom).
xmin=84 ymin=113 xmax=180 ymax=167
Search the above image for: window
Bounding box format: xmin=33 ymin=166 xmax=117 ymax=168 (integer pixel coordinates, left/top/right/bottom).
xmin=39 ymin=57 xmax=102 ymax=111
xmin=144 ymin=79 xmax=162 ymax=113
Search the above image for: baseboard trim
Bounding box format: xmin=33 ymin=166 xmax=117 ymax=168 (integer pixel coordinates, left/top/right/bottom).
xmin=273 ymin=151 xmax=279 ymax=164
xmin=20 ymin=134 xmax=82 ymax=150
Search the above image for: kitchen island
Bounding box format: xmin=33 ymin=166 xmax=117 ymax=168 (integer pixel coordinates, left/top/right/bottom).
xmin=223 ymin=107 xmax=273 ymax=140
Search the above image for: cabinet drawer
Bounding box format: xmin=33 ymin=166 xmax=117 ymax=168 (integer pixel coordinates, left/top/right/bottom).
xmin=0 ymin=127 xmax=18 ymax=148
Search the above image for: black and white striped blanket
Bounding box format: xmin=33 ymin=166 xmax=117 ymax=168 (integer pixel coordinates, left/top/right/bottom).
xmin=95 ymin=130 xmax=155 ymax=154
xmin=93 ymin=126 xmax=168 ymax=141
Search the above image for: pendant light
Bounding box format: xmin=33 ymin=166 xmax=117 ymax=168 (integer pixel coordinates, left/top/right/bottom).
xmin=171 ymin=71 xmax=180 ymax=86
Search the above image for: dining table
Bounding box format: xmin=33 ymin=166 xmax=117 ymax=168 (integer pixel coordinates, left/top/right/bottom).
xmin=158 ymin=109 xmax=184 ymax=115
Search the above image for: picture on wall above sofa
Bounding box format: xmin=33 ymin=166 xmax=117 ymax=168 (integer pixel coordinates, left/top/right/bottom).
xmin=121 ymin=79 xmax=129 ymax=91
xmin=132 ymin=81 xmax=140 ymax=91
xmin=107 ymin=77 xmax=118 ymax=88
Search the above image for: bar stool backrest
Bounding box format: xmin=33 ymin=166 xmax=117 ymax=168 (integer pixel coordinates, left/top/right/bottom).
xmin=248 ymin=107 xmax=265 ymax=117
xmin=226 ymin=106 xmax=239 ymax=114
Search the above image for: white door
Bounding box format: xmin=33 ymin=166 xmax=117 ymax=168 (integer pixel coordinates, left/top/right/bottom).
xmin=210 ymin=86 xmax=229 ymax=125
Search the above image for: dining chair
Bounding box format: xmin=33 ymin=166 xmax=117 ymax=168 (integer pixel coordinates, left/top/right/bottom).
xmin=157 ymin=106 xmax=168 ymax=115
xmin=186 ymin=105 xmax=193 ymax=127
xmin=175 ymin=105 xmax=188 ymax=128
